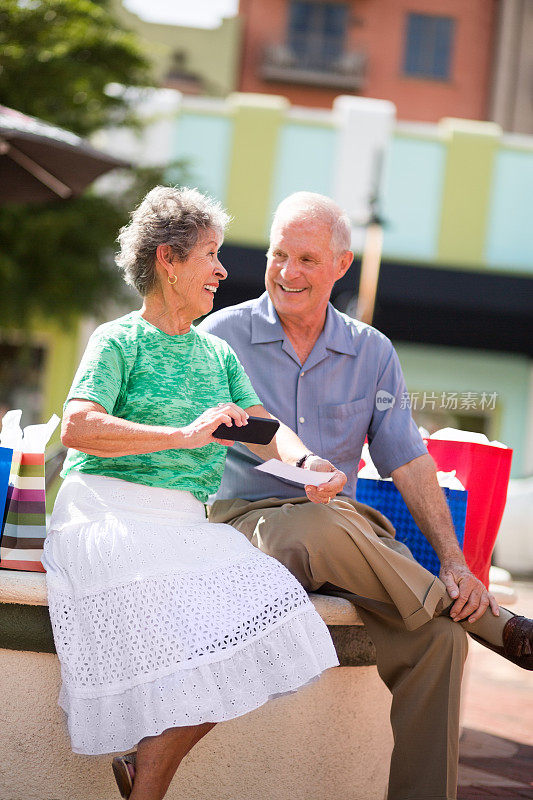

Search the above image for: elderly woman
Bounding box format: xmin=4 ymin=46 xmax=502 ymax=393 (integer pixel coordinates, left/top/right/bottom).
xmin=43 ymin=186 xmax=346 ymax=800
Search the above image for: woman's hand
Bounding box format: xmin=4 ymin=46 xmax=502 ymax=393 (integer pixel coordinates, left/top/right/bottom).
xmin=303 ymin=455 xmax=347 ymax=504
xmin=180 ymin=403 xmax=249 ymax=449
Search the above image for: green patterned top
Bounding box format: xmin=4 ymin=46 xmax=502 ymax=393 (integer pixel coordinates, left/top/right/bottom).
xmin=61 ymin=312 xmax=261 ymax=502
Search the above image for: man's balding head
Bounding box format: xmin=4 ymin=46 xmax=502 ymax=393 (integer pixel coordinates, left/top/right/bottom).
xmin=266 ymin=192 xmax=354 ymax=329
xmin=271 ymin=192 xmax=352 ymax=255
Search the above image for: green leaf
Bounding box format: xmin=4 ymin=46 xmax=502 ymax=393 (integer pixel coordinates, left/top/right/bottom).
xmin=0 ymin=0 xmax=192 ymax=326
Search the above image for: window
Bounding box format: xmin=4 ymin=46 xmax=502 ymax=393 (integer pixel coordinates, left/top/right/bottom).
xmin=288 ymin=1 xmax=348 ymax=70
xmin=403 ymin=13 xmax=454 ymax=80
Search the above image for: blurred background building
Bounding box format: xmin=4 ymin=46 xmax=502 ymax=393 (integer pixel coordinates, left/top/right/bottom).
xmin=115 ymin=0 xmax=533 ymax=134
xmin=238 ymin=0 xmax=495 ymax=122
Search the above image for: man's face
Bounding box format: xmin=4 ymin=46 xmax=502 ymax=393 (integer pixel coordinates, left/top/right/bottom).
xmin=265 ymin=213 xmax=352 ymax=323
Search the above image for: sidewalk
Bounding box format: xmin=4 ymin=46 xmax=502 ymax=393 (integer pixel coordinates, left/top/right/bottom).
xmin=458 ymin=580 xmax=533 ymax=799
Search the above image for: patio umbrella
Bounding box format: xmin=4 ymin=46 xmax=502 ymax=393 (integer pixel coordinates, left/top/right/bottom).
xmin=0 ymin=104 xmax=129 ymax=204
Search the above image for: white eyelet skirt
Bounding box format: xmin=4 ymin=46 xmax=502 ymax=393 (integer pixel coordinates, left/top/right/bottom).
xmin=42 ymin=471 xmax=339 ymax=755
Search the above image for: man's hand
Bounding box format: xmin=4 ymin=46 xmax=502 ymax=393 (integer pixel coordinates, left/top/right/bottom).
xmin=303 ymin=455 xmax=347 ymax=504
xmin=392 ymin=455 xmax=501 ymax=624
xmin=439 ymin=560 xmax=500 ymax=623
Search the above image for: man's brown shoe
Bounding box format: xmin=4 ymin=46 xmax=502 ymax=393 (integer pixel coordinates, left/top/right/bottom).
xmin=502 ymin=615 xmax=533 ymax=669
xmin=471 ymin=615 xmax=533 ymax=670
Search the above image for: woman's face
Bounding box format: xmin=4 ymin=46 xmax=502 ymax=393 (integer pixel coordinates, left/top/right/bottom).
xmin=170 ymin=229 xmax=227 ymax=320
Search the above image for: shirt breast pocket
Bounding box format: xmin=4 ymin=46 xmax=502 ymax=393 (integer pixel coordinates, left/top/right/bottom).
xmin=318 ymin=398 xmax=370 ymax=464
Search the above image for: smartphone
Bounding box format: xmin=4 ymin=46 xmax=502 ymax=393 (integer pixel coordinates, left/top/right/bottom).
xmin=212 ymin=416 xmax=280 ymax=445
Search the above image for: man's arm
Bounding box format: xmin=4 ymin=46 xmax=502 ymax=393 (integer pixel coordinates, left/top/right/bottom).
xmin=391 ymin=453 xmax=499 ymax=623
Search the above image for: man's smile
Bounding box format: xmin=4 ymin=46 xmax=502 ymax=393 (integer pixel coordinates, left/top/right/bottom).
xmin=278 ymin=284 xmax=306 ymax=293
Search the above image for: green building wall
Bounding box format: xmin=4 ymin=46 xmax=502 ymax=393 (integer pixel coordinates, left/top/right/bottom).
xmin=40 ymin=321 xmax=81 ymax=428
xmin=436 ymin=120 xmax=500 ymax=268
xmin=395 ymin=344 xmax=530 ymax=478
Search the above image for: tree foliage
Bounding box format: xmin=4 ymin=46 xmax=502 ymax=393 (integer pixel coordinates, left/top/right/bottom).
xmin=0 ymin=195 xmax=125 ymax=327
xmin=0 ymin=162 xmax=192 ymax=328
xmin=0 ymin=0 xmax=150 ymax=136
xmin=0 ymin=0 xmax=189 ymax=328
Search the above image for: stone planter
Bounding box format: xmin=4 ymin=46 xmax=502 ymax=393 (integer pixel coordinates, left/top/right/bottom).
xmin=0 ymin=572 xmax=393 ymax=800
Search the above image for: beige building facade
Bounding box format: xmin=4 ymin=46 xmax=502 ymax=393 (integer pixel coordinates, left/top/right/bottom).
xmin=490 ymin=0 xmax=533 ymax=133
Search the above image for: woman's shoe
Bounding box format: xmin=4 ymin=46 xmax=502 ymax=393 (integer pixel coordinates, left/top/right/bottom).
xmin=112 ymin=751 xmax=136 ymax=799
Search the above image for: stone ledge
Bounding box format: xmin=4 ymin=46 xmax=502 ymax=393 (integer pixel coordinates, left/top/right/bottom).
xmin=0 ymin=571 xmax=373 ymax=662
xmin=0 ymin=568 xmax=517 ymax=665
xmin=0 ymin=602 xmax=55 ymax=653
xmin=0 ymin=571 xmax=365 ymax=623
xmin=0 ymin=570 xmax=48 ymax=606
xmin=1 ymin=568 xmax=515 ymax=611
xmin=309 ymin=593 xmax=363 ymax=625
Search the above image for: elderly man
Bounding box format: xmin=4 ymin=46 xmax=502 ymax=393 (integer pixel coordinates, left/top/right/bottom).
xmin=199 ymin=192 xmax=532 ymax=800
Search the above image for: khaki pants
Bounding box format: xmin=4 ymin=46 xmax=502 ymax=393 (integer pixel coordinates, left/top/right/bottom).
xmin=210 ymin=495 xmax=507 ymax=800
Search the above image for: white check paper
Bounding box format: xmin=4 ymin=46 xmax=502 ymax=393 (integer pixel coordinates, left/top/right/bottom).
xmin=255 ymin=459 xmax=333 ymax=487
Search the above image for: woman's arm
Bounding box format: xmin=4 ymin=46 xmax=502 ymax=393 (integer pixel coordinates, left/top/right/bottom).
xmin=62 ymin=399 xmax=248 ymax=457
xmin=242 ymin=404 xmax=347 ymax=504
xmin=63 ymin=399 xmax=345 ymax=503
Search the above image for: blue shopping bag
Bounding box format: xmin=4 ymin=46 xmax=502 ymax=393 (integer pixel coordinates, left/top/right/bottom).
xmin=355 ymin=478 xmax=467 ymax=575
xmin=0 ymin=446 xmax=14 ymax=532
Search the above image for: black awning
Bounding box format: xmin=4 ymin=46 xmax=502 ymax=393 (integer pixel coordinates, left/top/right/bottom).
xmin=215 ymin=243 xmax=533 ymax=357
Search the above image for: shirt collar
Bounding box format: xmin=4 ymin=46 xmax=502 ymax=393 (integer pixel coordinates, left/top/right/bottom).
xmin=251 ymin=292 xmax=360 ymax=357
xmin=322 ymin=303 xmax=362 ymax=356
xmin=250 ymin=292 xmax=285 ymax=343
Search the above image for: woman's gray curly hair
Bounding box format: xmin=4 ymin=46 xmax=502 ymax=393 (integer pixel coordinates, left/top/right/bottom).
xmin=116 ymin=186 xmax=231 ymax=296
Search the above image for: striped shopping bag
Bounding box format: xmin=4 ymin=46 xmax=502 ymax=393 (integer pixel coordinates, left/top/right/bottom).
xmin=0 ymin=450 xmax=47 ymax=572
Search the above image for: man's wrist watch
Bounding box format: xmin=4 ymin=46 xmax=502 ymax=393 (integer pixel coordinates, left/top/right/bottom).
xmin=296 ymin=452 xmax=315 ymax=469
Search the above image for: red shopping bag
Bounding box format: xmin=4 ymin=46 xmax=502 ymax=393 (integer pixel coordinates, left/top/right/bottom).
xmin=426 ymin=439 xmax=513 ymax=587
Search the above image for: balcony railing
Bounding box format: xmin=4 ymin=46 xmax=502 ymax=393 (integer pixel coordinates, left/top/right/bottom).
xmin=261 ymin=43 xmax=366 ymax=91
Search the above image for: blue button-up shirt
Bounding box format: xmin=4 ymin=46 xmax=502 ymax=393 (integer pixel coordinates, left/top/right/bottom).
xmin=199 ymin=293 xmax=427 ymax=502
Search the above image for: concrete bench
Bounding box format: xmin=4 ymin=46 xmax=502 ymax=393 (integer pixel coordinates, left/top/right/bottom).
xmin=0 ymin=571 xmax=393 ymax=800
